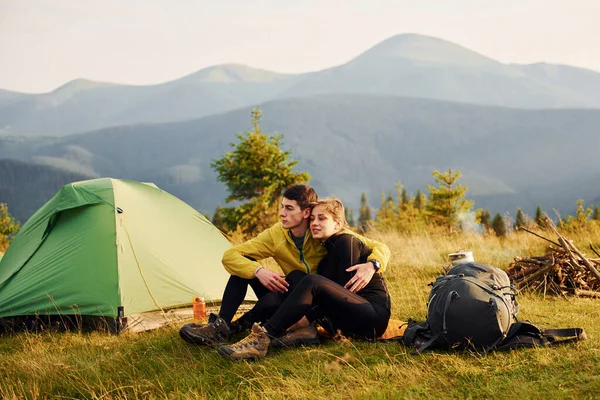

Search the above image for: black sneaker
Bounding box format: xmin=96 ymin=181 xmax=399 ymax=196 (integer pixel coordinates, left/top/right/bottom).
xmin=271 ymin=324 xmax=321 ymax=348
xmin=179 ymin=313 xmax=231 ymax=346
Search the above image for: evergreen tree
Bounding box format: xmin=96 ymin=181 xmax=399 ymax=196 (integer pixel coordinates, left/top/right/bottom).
xmin=492 ymin=213 xmax=507 ymax=237
xmin=401 ymin=188 xmax=409 ymax=209
xmin=375 ymin=191 xmax=397 ymax=228
xmin=479 ymin=209 xmax=491 ymax=227
xmin=514 ymin=208 xmax=526 ymax=230
xmin=210 ymin=108 xmax=310 ymax=235
xmin=426 ymin=169 xmax=474 ymax=232
xmin=413 ymin=189 xmax=425 ymax=211
xmin=593 ymin=206 xmax=600 ymax=221
xmin=534 ymin=206 xmax=545 ymax=228
xmin=575 ymin=199 xmax=592 ymax=226
xmin=563 ymin=199 xmax=593 ymax=231
xmin=211 ymin=204 xmax=224 ymax=231
xmin=377 ymin=192 xmax=388 ymax=221
xmin=386 ymin=192 xmax=394 ymax=204
xmin=358 ymin=192 xmax=372 ymax=233
xmin=0 ymin=203 xmax=20 ymax=252
xmin=347 ymin=208 xmax=356 ymax=227
xmin=477 ymin=209 xmax=492 ymax=233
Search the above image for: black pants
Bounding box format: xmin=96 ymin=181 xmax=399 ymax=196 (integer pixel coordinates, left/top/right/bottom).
xmin=263 ymin=274 xmax=390 ymax=339
xmin=218 ymin=270 xmax=307 ymax=325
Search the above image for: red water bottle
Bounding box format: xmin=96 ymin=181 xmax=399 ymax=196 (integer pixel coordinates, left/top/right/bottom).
xmin=193 ymin=296 xmax=206 ymax=320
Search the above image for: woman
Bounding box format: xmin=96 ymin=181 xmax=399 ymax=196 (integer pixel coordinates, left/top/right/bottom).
xmin=217 ymin=197 xmax=391 ymax=360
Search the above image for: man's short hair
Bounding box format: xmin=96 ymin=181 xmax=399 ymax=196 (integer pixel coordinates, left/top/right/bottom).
xmin=283 ymin=184 xmax=318 ymax=210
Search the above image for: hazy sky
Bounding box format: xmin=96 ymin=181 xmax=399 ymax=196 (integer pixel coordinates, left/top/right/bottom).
xmin=1 ymin=0 xmax=598 ymax=93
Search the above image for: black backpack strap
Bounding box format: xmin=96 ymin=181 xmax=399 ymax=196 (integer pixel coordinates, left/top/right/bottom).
xmin=399 ymin=320 xmax=443 ymax=354
xmin=415 ymin=331 xmax=443 ymax=354
xmin=542 ymin=328 xmax=587 ymax=344
xmin=495 ymin=322 xmax=586 ymax=351
xmin=400 ymin=320 xmax=429 ymax=345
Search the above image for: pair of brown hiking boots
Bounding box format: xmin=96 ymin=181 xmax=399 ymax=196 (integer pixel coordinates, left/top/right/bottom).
xmin=218 ymin=322 xmax=321 ymax=360
xmin=179 ymin=313 xmax=320 ymax=360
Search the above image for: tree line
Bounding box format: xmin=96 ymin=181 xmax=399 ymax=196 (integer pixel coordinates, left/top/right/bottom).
xmin=210 ymin=108 xmax=600 ymax=238
xmin=2 ymin=108 xmax=599 ymax=250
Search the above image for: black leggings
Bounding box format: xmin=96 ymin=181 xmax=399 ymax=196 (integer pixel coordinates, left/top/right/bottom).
xmin=263 ymin=274 xmax=390 ymax=339
xmin=218 ymin=270 xmax=307 ymax=325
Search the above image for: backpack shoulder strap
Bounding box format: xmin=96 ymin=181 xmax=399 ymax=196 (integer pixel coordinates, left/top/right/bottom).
xmin=399 ymin=320 xmax=442 ymax=353
xmin=542 ymin=328 xmax=587 ymax=344
xmin=495 ymin=322 xmax=586 ymax=351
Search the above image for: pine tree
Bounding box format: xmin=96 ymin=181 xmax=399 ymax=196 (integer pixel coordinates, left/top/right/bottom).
xmin=0 ymin=203 xmax=20 ymax=252
xmin=347 ymin=208 xmax=356 ymax=227
xmin=477 ymin=209 xmax=492 ymax=233
xmin=358 ymin=192 xmax=372 ymax=233
xmin=426 ymin=169 xmax=474 ymax=232
xmin=210 ymin=108 xmax=310 ymax=235
xmin=212 ymin=204 xmax=224 ymax=231
xmin=563 ymin=199 xmax=593 ymax=231
xmin=492 ymin=213 xmax=507 ymax=237
xmin=375 ymin=191 xmax=397 ymax=229
xmin=479 ymin=209 xmax=491 ymax=227
xmin=401 ymin=188 xmax=409 ymax=209
xmin=514 ymin=208 xmax=526 ymax=231
xmin=535 ymin=206 xmax=545 ymax=228
xmin=414 ymin=189 xmax=425 ymax=211
xmin=575 ymin=199 xmax=592 ymax=227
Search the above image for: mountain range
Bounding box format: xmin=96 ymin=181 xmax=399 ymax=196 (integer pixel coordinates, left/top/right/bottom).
xmin=1 ymin=33 xmax=599 ymax=225
xmin=2 ymin=94 xmax=599 ymax=224
xmin=2 ymin=34 xmax=600 ymax=137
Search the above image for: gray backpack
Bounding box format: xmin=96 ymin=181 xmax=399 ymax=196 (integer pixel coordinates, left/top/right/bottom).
xmin=400 ymin=262 xmax=585 ymax=353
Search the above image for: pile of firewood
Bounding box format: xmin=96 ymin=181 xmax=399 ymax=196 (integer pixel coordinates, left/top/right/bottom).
xmin=507 ymin=220 xmax=600 ymax=298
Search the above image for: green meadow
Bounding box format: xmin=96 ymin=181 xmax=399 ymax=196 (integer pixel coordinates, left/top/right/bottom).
xmin=1 ymin=230 xmax=599 ymax=399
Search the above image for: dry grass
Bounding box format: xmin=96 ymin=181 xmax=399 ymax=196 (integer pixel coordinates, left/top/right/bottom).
xmin=1 ymin=229 xmax=599 ymax=399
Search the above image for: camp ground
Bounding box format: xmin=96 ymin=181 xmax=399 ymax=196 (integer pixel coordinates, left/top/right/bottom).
xmin=0 ymin=178 xmax=240 ymax=333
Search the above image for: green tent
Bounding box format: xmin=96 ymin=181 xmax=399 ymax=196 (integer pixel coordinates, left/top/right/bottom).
xmin=0 ymin=178 xmax=233 ymax=332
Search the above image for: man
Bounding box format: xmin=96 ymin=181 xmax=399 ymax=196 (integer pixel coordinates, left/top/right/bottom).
xmin=180 ymin=184 xmax=390 ymax=345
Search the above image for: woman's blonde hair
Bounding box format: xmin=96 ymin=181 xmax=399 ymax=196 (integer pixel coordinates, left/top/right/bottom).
xmin=311 ymin=197 xmax=349 ymax=230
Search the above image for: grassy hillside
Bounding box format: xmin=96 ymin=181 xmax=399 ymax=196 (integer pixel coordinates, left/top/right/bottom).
xmin=2 ymin=94 xmax=599 ymax=223
xmin=1 ymin=229 xmax=598 ymax=398
xmin=2 ymin=34 xmax=600 ymax=136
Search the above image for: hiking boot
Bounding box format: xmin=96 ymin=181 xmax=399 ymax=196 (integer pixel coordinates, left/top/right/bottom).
xmin=179 ymin=313 xmax=230 ymax=346
xmin=217 ymin=323 xmax=271 ymax=360
xmin=271 ymin=324 xmax=321 ymax=348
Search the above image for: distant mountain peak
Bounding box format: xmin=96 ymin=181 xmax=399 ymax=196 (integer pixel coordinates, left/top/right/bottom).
xmin=51 ymin=78 xmax=117 ymax=94
xmin=180 ymin=64 xmax=293 ymax=84
xmin=352 ymin=33 xmax=499 ymax=68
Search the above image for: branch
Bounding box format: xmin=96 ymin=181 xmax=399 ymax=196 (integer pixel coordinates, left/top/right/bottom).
xmin=517 ymin=226 xmax=561 ymax=247
xmin=590 ymin=242 xmax=600 ymax=259
xmin=545 ymin=218 xmax=600 ymax=281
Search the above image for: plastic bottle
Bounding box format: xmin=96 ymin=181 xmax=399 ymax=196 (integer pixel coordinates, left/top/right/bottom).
xmin=193 ymin=296 xmax=206 ymax=320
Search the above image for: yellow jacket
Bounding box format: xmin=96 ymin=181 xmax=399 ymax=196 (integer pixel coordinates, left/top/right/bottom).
xmin=222 ymin=222 xmax=391 ymax=279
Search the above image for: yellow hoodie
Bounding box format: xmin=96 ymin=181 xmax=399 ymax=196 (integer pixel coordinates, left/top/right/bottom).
xmin=222 ymin=222 xmax=390 ymax=279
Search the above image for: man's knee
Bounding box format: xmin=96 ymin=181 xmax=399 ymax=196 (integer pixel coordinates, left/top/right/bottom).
xmin=228 ymin=275 xmax=254 ymax=285
xmin=299 ymin=273 xmax=327 ymax=288
xmin=286 ymin=270 xmax=307 ymax=289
